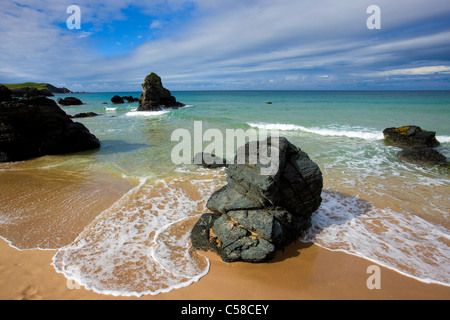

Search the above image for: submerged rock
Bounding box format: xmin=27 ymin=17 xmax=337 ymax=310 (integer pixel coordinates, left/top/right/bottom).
xmin=68 ymin=112 xmax=99 ymax=119
xmin=137 ymin=72 xmax=184 ymax=111
xmin=193 ymin=152 xmax=228 ymax=169
xmin=397 ymin=148 xmax=448 ymax=167
xmin=0 ymin=89 xmax=100 ymax=162
xmin=121 ymin=96 xmax=139 ymax=103
xmin=191 ymin=136 xmax=323 ymax=262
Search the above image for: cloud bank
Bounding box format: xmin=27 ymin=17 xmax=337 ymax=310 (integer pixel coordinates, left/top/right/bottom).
xmin=1 ymin=0 xmax=450 ymax=91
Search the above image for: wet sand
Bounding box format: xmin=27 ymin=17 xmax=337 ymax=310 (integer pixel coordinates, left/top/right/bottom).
xmin=1 ymin=238 xmax=449 ymax=300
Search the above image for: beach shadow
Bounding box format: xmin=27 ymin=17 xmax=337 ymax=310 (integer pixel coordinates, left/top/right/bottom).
xmin=270 ymin=241 xmax=314 ymax=263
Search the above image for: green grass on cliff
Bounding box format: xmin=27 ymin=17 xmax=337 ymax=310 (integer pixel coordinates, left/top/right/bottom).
xmin=2 ymin=82 xmax=51 ymax=90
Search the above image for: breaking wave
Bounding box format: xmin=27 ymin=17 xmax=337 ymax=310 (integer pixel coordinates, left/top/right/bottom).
xmin=247 ymin=122 xmax=384 ymax=140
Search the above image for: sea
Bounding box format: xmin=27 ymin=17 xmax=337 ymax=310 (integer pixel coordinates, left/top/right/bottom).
xmin=0 ymin=90 xmax=449 ymax=296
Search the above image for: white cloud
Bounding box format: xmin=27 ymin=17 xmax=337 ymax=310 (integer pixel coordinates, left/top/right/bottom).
xmin=150 ymin=20 xmax=163 ymax=29
xmin=375 ymin=66 xmax=450 ymax=76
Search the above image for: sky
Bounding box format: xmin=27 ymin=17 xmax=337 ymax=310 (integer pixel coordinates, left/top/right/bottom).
xmin=1 ymin=0 xmax=450 ymax=91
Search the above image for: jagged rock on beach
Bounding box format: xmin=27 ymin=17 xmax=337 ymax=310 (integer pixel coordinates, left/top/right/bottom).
xmin=0 ymin=87 xmax=100 ymax=162
xmin=191 ymin=136 xmax=323 ymax=263
xmin=137 ymin=72 xmax=185 ymax=111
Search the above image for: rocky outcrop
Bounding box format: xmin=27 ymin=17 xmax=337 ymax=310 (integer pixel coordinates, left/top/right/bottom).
xmin=0 ymin=85 xmax=12 ymax=102
xmin=57 ymin=97 xmax=83 ymax=106
xmin=11 ymin=87 xmax=54 ymax=98
xmin=383 ymin=126 xmax=447 ymax=167
xmin=44 ymin=84 xmax=72 ymax=94
xmin=111 ymin=95 xmax=124 ymax=104
xmin=191 ymin=136 xmax=323 ymax=262
xmin=111 ymin=95 xmax=139 ymax=104
xmin=0 ymin=88 xmax=100 ymax=162
xmin=383 ymin=126 xmax=440 ymax=149
xmin=137 ymin=73 xmax=184 ymax=111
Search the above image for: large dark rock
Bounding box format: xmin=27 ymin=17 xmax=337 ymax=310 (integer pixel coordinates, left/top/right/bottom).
xmin=0 ymin=90 xmax=100 ymax=162
xmin=0 ymin=85 xmax=13 ymax=102
xmin=111 ymin=95 xmax=125 ymax=104
xmin=137 ymin=73 xmax=184 ymax=111
xmin=57 ymin=97 xmax=83 ymax=106
xmin=383 ymin=126 xmax=440 ymax=149
xmin=191 ymin=136 xmax=323 ymax=262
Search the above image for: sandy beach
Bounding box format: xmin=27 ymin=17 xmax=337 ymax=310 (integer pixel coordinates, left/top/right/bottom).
xmin=1 ymin=236 xmax=449 ymax=300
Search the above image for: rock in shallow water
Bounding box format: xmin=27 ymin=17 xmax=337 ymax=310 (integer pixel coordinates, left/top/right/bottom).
xmin=191 ymin=136 xmax=323 ymax=262
xmin=0 ymin=87 xmax=100 ymax=162
xmin=383 ymin=125 xmax=447 ymax=167
xmin=137 ymin=72 xmax=184 ymax=111
xmin=383 ymin=125 xmax=440 ymax=149
xmin=57 ymin=97 xmax=83 ymax=106
xmin=397 ymin=147 xmax=448 ymax=167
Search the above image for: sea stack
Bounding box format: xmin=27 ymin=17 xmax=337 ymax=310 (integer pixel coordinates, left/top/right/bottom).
xmin=190 ymin=136 xmax=323 ymax=263
xmin=137 ymin=72 xmax=184 ymax=111
xmin=0 ymin=85 xmax=100 ymax=162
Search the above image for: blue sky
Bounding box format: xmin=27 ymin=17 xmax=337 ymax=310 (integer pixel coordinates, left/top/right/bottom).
xmin=1 ymin=0 xmax=450 ymax=91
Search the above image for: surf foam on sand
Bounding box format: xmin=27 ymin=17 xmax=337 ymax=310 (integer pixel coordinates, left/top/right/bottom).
xmin=52 ymin=170 xmax=224 ymax=296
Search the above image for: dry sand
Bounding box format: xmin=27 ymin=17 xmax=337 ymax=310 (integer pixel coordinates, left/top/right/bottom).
xmin=1 ymin=238 xmax=449 ymax=300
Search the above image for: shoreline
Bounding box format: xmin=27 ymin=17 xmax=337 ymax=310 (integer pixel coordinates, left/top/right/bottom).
xmin=1 ymin=237 xmax=448 ymax=300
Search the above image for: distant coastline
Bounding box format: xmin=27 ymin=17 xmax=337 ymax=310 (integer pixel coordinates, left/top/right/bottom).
xmin=1 ymin=82 xmax=72 ymax=94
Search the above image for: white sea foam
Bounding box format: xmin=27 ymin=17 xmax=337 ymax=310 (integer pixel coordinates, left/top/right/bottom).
xmin=247 ymin=122 xmax=384 ymax=140
xmin=52 ymin=170 xmax=225 ymax=297
xmin=301 ymin=190 xmax=450 ymax=286
xmin=105 ymin=107 xmax=117 ymax=111
xmin=125 ymin=110 xmax=170 ymax=117
xmin=437 ymin=135 xmax=450 ymax=143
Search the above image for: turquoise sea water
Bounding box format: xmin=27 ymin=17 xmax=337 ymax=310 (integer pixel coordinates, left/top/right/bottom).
xmin=1 ymin=90 xmax=449 ymax=295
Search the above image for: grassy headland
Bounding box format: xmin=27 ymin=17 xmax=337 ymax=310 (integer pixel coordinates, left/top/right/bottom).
xmin=2 ymin=82 xmax=72 ymax=93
